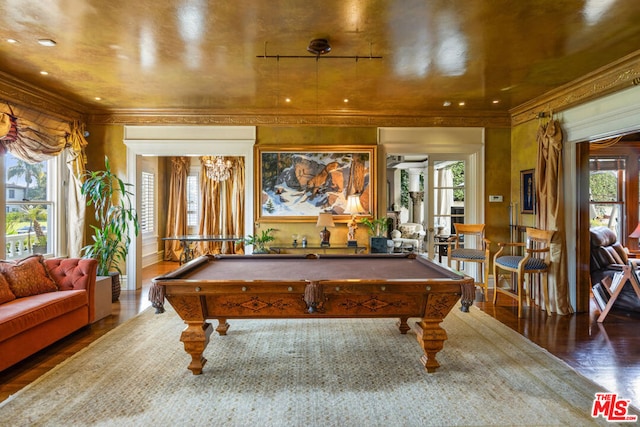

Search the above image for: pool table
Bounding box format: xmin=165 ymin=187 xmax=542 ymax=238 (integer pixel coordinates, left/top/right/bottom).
xmin=151 ymin=253 xmax=475 ymax=375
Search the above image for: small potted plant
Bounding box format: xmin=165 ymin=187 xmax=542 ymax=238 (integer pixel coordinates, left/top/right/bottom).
xmin=239 ymin=228 xmax=275 ymax=254
xmin=81 ymin=156 xmax=139 ymax=301
xmin=359 ymin=217 xmax=390 ymax=253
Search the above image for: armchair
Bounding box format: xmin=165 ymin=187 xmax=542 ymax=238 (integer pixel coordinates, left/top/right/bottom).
xmin=493 ymin=228 xmax=554 ymax=317
xmin=589 ymin=226 xmax=640 ymax=318
xmin=391 ymin=223 xmax=426 ymax=252
xmin=447 ymin=224 xmax=491 ymax=301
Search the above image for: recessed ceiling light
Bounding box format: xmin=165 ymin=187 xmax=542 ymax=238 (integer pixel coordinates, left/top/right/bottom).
xmin=37 ymin=39 xmax=57 ymax=47
xmin=94 ymin=97 xmax=102 ymax=101
xmin=343 ymin=98 xmax=349 ymax=103
xmin=7 ymin=38 xmax=18 ymax=44
xmin=443 ymin=101 xmax=451 ymax=107
xmin=40 ymin=70 xmax=49 ymax=75
xmin=458 ymin=101 xmax=465 ymax=106
xmin=285 ymin=98 xmax=291 ymax=103
xmin=492 ymin=100 xmax=500 ymax=104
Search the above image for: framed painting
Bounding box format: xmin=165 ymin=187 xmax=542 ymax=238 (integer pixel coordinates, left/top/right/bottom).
xmin=255 ymin=145 xmax=376 ymax=222
xmin=520 ymin=169 xmax=535 ymax=214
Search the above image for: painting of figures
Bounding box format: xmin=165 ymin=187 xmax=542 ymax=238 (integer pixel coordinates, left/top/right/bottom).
xmin=257 ymin=146 xmax=376 ymax=221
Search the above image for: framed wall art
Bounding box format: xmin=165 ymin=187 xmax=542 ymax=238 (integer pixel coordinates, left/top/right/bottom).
xmin=255 ymin=145 xmax=376 ymax=222
xmin=520 ymin=169 xmax=535 ymax=214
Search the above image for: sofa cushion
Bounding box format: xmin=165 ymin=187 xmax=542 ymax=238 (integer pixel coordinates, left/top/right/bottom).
xmin=399 ymin=224 xmax=419 ymax=239
xmin=0 ymin=273 xmax=16 ymax=304
xmin=0 ymin=290 xmax=88 ymax=342
xmin=0 ymin=255 xmax=58 ymax=298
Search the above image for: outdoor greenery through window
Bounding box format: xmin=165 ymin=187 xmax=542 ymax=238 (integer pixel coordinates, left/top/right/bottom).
xmin=4 ymin=152 xmax=52 ymax=259
xmin=589 ymin=157 xmax=625 ymax=238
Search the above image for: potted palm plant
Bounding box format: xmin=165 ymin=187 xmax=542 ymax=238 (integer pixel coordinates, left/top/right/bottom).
xmin=359 ymin=217 xmax=390 ymax=253
xmin=81 ymin=156 xmax=139 ymax=302
xmin=239 ymin=228 xmax=275 ymax=254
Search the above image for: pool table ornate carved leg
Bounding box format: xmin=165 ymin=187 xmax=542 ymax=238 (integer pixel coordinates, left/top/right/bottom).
xmin=414 ymin=319 xmax=448 ymax=373
xmin=180 ymin=321 xmax=213 ymax=375
xmin=216 ymin=318 xmax=230 ymax=335
xmin=459 ymin=281 xmax=476 ymax=312
xmin=396 ymin=317 xmax=410 ymax=334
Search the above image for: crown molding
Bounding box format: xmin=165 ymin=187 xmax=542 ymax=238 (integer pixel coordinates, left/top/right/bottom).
xmin=511 ymin=50 xmax=640 ymax=126
xmin=87 ymin=109 xmax=510 ymax=128
xmin=0 ymin=71 xmax=86 ymax=122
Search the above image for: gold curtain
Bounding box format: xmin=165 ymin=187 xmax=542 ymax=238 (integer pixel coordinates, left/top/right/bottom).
xmin=535 ymin=119 xmax=574 ymax=315
xmin=65 ymin=121 xmax=89 ymax=257
xmin=226 ymin=158 xmax=245 ymax=254
xmin=164 ymin=157 xmax=190 ymax=261
xmin=197 ymin=156 xmax=245 ymax=255
xmin=0 ymin=104 xmax=69 ymax=162
xmin=198 ymin=157 xmax=222 ymax=255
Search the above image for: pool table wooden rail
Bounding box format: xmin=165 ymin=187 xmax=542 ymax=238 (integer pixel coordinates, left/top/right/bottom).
xmin=152 ymin=253 xmax=475 ymax=375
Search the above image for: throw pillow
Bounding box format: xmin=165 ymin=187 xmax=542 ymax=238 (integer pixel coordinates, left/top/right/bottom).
xmin=399 ymin=225 xmax=416 ymax=239
xmin=0 ymin=273 xmax=16 ymax=304
xmin=0 ymin=255 xmax=58 ymax=298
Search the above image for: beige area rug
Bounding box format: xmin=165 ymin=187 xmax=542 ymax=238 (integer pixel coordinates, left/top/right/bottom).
xmin=1 ymin=305 xmax=637 ymax=427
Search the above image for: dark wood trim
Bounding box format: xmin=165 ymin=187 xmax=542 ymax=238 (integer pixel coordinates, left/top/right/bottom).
xmin=576 ymin=141 xmax=591 ymax=313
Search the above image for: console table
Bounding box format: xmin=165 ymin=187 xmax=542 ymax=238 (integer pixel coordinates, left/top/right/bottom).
xmin=269 ymin=245 xmax=366 ymax=254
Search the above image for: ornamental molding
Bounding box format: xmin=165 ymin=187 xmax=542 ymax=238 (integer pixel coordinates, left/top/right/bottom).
xmin=87 ymin=110 xmax=511 ymax=128
xmin=0 ymin=71 xmax=85 ymax=121
xmin=511 ymin=51 xmax=640 ymax=126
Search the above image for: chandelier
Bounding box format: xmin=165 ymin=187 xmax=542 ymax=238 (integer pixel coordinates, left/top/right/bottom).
xmin=204 ymin=156 xmax=232 ymax=181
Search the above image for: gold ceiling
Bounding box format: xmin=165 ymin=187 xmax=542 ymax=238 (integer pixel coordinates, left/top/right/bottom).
xmin=1 ymin=0 xmax=639 ymax=119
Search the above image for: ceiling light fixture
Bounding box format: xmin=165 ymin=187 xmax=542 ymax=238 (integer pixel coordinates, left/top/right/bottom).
xmin=257 ymin=39 xmax=382 ymax=61
xmin=203 ymin=156 xmax=232 ymax=181
xmin=7 ymin=38 xmax=17 ymax=44
xmin=40 ymin=71 xmax=49 ymax=75
xmin=307 ymin=38 xmax=331 ymax=55
xmin=37 ymin=39 xmax=57 ymax=47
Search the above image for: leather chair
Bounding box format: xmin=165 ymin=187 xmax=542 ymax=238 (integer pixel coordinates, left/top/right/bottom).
xmin=493 ymin=227 xmax=554 ymax=317
xmin=590 ymin=226 xmax=640 ymax=314
xmin=447 ymin=224 xmax=491 ymax=301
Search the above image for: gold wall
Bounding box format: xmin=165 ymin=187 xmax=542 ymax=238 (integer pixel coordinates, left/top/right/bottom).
xmin=510 ymin=119 xmax=539 ymax=228
xmin=83 ymin=123 xmax=512 ymax=251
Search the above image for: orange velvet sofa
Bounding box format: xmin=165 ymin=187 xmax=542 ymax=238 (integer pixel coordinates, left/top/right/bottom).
xmin=0 ymin=257 xmax=98 ymax=371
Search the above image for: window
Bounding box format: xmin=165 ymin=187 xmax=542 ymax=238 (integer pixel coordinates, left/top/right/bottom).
xmin=140 ymin=171 xmax=155 ymax=234
xmin=434 ymin=161 xmax=465 ymax=235
xmin=589 ymin=157 xmax=625 ymax=239
xmin=4 ymin=153 xmax=54 ymax=259
xmin=186 ymin=174 xmax=199 ymax=229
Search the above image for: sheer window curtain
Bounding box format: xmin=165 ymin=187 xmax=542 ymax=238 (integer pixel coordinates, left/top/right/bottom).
xmin=535 ymin=119 xmax=574 ymax=315
xmin=164 ymin=157 xmax=190 ymax=261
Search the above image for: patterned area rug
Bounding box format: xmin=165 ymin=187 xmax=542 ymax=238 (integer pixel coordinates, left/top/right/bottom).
xmin=1 ymin=305 xmax=635 ymax=426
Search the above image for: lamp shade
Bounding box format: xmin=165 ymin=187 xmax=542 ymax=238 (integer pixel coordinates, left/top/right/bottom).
xmin=316 ymin=212 xmax=335 ymax=228
xmin=344 ymin=195 xmax=365 ymax=215
xmin=630 ymin=222 xmax=640 ymax=239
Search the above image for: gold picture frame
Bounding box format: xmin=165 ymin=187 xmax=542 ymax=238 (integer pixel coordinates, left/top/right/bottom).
xmin=255 ymin=145 xmax=376 ymax=222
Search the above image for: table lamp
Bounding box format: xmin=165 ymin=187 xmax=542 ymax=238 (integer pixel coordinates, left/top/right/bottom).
xmin=630 ymin=223 xmax=640 ymax=239
xmin=316 ymin=212 xmax=335 ymax=247
xmin=344 ymin=195 xmax=365 ymax=246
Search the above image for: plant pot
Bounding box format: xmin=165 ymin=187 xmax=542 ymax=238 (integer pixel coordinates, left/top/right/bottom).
xmin=370 ymin=236 xmax=389 ymax=254
xmin=32 ymin=244 xmax=47 ymax=254
xmin=109 ymin=272 xmax=121 ymax=302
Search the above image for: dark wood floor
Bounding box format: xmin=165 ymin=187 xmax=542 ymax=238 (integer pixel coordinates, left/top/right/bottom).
xmin=1 ymin=260 xmax=639 ymax=408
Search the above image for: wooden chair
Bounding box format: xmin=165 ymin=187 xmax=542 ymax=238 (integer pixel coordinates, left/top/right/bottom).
xmin=447 ymin=224 xmax=491 ymax=301
xmin=492 ymin=227 xmax=554 ymax=317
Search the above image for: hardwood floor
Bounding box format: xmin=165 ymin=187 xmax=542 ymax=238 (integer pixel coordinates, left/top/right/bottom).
xmin=1 ymin=260 xmax=639 ymax=408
